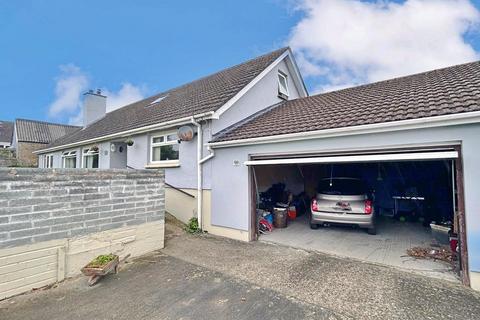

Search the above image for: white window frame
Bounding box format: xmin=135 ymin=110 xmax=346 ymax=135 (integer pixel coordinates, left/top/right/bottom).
xmin=44 ymin=154 xmax=54 ymax=168
xmin=150 ymin=132 xmax=180 ymax=165
xmin=62 ymin=150 xmax=77 ymax=168
xmin=277 ymin=70 xmax=289 ymax=98
xmin=82 ymin=147 xmax=99 ymax=169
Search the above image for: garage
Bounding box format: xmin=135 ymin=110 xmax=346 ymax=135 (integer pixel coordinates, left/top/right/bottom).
xmin=248 ymin=146 xmax=467 ymax=282
xmin=208 ymin=62 xmax=480 ymax=290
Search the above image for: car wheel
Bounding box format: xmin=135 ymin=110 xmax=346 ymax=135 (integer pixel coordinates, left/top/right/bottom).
xmin=310 ymin=223 xmax=319 ymax=230
xmin=367 ymin=227 xmax=376 ymax=235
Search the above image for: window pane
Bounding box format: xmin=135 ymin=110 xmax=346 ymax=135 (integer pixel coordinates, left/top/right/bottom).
xmin=166 ymin=133 xmax=178 ymax=142
xmin=65 ymin=157 xmax=76 ymax=168
xmin=84 ymin=154 xmax=99 ymax=168
xmin=152 ymin=136 xmax=164 ymax=144
xmin=278 ymin=74 xmax=288 ymax=95
xmin=152 ymin=146 xmax=162 ymax=162
xmin=160 ymin=144 xmax=179 ymax=161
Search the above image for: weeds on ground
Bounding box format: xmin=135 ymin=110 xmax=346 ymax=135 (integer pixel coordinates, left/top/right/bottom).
xmin=185 ymin=217 xmax=201 ymax=234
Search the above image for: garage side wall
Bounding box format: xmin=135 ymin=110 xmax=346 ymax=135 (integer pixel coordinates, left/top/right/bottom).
xmin=210 ymin=123 xmax=480 ymax=285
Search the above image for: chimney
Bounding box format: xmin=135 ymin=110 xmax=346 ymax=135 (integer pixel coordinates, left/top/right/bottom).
xmin=83 ymin=89 xmax=107 ymax=127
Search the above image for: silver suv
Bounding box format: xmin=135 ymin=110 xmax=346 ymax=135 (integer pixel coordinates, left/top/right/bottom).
xmin=310 ymin=177 xmax=376 ymax=235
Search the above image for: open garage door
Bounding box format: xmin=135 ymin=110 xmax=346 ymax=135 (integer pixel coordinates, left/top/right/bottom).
xmin=248 ymin=145 xmax=468 ymax=285
xmin=245 ymin=148 xmax=458 ymax=165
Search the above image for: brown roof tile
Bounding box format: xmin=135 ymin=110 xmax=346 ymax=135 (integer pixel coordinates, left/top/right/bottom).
xmin=213 ymin=60 xmax=480 ymax=143
xmin=45 ymin=47 xmax=289 ymax=149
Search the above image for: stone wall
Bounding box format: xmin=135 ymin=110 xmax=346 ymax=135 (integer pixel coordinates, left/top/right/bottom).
xmin=0 ymin=168 xmax=165 ymax=248
xmin=0 ymin=149 xmax=18 ymax=167
xmin=16 ymin=142 xmax=45 ymax=167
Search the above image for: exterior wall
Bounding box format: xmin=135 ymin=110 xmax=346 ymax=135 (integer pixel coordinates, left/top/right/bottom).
xmin=110 ymin=142 xmax=128 ymax=168
xmin=0 ymin=220 xmax=164 ymax=300
xmin=211 ymin=58 xmax=304 ymax=135
xmin=0 ymin=168 xmax=165 ymax=299
xmin=17 ymin=142 xmax=47 ymax=167
xmin=210 ymin=123 xmax=480 ymax=280
xmin=0 ymin=168 xmax=165 ymax=248
xmin=165 ymin=187 xmax=196 ymax=224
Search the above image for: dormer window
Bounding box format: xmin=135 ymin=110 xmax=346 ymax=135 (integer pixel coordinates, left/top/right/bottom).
xmin=277 ymin=71 xmax=289 ymax=100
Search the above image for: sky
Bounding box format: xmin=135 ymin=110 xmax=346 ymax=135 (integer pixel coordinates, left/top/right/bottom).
xmin=0 ymin=0 xmax=480 ymax=125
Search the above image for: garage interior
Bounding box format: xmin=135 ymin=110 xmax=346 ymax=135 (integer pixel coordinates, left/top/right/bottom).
xmin=250 ymin=148 xmax=465 ymax=282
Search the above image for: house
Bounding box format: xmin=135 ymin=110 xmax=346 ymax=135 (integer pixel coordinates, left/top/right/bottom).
xmin=0 ymin=120 xmax=13 ymax=148
xmin=35 ymin=47 xmax=480 ymax=291
xmin=35 ymin=47 xmax=308 ymax=228
xmin=12 ymin=119 xmax=81 ymax=166
xmin=207 ymin=61 xmax=480 ymax=290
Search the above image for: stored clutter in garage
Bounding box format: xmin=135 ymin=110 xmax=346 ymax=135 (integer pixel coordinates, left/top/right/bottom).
xmin=250 ymin=148 xmax=460 ymax=281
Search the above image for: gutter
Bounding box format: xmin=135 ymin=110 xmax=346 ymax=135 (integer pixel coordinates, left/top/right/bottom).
xmin=34 ymin=111 xmax=215 ymax=154
xmin=208 ymin=111 xmax=480 ymax=149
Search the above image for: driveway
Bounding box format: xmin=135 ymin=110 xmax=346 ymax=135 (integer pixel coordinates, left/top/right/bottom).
xmin=1 ymin=222 xmax=479 ymax=320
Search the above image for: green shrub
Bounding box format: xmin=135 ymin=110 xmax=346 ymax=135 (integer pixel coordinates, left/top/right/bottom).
xmin=185 ymin=217 xmax=200 ymax=234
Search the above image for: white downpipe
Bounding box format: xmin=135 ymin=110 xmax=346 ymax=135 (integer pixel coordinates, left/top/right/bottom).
xmin=191 ymin=117 xmax=203 ymax=230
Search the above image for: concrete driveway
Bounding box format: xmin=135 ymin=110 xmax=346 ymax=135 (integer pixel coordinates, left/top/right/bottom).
xmin=1 ymin=222 xmax=479 ymax=320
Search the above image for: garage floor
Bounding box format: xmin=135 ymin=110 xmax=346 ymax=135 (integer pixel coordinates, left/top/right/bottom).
xmin=260 ymin=215 xmax=458 ymax=282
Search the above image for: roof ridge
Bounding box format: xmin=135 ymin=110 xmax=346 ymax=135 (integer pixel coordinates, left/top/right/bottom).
xmin=318 ymin=59 xmax=480 ymax=97
xmin=102 ymin=47 xmax=290 ymax=116
xmin=16 ymin=118 xmax=82 ymax=128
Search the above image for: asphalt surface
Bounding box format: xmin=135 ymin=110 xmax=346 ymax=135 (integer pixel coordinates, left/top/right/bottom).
xmin=1 ymin=222 xmax=480 ymax=319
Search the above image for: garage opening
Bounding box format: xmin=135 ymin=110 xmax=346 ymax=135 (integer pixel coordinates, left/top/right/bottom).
xmin=249 ymin=147 xmax=467 ymax=283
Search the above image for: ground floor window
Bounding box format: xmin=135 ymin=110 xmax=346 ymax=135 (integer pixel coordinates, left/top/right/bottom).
xmin=82 ymin=147 xmax=99 ymax=168
xmin=62 ymin=150 xmax=77 ymax=168
xmin=150 ymin=132 xmax=179 ymax=163
xmin=44 ymin=154 xmax=54 ymax=168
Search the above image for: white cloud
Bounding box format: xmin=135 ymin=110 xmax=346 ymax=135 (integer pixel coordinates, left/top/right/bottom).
xmin=289 ymin=0 xmax=480 ymax=92
xmin=47 ymin=65 xmax=146 ymax=125
xmin=48 ymin=64 xmax=88 ymax=118
xmin=104 ymin=83 xmax=146 ymax=112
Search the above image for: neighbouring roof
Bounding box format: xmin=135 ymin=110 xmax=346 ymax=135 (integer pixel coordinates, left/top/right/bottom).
xmin=15 ymin=119 xmax=81 ymax=144
xmin=212 ymin=60 xmax=480 ymax=143
xmin=44 ymin=47 xmax=290 ymax=150
xmin=0 ymin=121 xmax=14 ymax=143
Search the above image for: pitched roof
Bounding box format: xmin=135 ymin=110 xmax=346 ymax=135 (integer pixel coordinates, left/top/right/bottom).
xmin=45 ymin=47 xmax=290 ymax=150
xmin=15 ymin=119 xmax=81 ymax=144
xmin=0 ymin=121 xmax=14 ymax=143
xmin=212 ymin=60 xmax=480 ymax=143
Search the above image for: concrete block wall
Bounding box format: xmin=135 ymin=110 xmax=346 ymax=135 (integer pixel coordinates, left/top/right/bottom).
xmin=0 ymin=168 xmax=165 ymax=249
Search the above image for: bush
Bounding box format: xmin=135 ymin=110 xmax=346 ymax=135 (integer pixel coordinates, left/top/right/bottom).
xmin=185 ymin=217 xmax=201 ymax=234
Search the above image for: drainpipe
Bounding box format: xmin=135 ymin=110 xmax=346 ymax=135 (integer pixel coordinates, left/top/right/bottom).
xmin=190 ymin=117 xmax=203 ymax=230
xmin=190 ymin=117 xmax=216 ymax=231
xmin=199 ymin=145 xmax=215 ymax=164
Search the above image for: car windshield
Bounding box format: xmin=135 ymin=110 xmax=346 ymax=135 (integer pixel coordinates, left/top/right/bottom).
xmin=318 ymin=178 xmax=366 ymax=196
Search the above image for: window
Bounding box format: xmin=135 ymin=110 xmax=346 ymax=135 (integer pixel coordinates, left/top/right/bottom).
xmin=62 ymin=150 xmax=77 ymax=168
xmin=277 ymin=71 xmax=289 ymax=99
xmin=150 ymin=132 xmax=179 ymax=163
xmin=44 ymin=154 xmax=54 ymax=168
xmin=82 ymin=147 xmax=99 ymax=168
